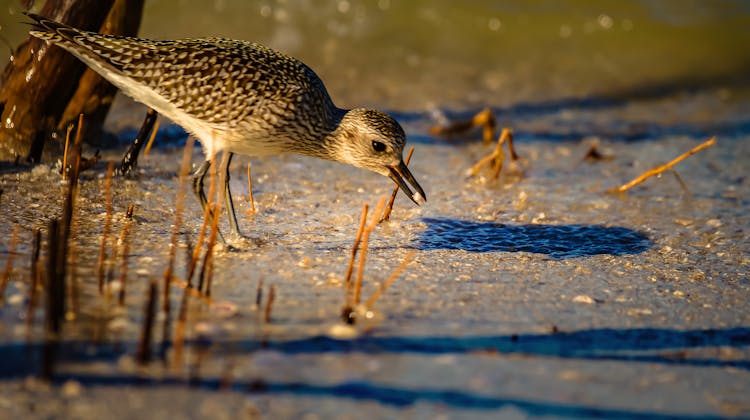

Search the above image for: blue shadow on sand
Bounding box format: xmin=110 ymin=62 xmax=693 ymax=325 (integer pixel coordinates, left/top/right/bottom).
xmin=416 ymin=217 xmax=651 ymax=258
xmin=1 ymin=327 xmax=748 ymax=418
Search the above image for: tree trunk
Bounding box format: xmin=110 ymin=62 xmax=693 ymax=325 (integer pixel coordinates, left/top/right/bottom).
xmin=0 ymin=0 xmax=145 ymax=163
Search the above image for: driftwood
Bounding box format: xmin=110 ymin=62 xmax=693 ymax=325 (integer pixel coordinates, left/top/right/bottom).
xmin=0 ymin=0 xmax=145 ymax=162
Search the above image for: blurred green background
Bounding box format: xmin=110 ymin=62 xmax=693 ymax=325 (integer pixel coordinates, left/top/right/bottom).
xmin=2 ymin=0 xmax=749 ymax=111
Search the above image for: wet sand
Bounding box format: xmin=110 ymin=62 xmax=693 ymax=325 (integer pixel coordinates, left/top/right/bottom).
xmin=1 ymin=2 xmax=750 ymax=419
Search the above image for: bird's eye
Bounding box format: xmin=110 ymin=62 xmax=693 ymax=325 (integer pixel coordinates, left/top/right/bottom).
xmin=372 ymin=141 xmax=386 ymax=152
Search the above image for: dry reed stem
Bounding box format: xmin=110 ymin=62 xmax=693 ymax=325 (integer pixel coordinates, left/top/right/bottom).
xmin=172 ymin=282 xmax=190 ymax=371
xmin=472 ymin=108 xmax=497 ymax=143
xmin=118 ymin=204 xmax=135 ymax=306
xmin=264 ymin=284 xmax=276 ymax=323
xmin=0 ymin=225 xmax=20 ymax=303
xmin=609 ymin=136 xmax=717 ymax=193
xmin=255 ymin=277 xmax=264 ymax=307
xmin=66 ymin=230 xmax=78 ymax=321
xmin=61 ymin=124 xmax=74 ymax=180
xmin=344 ymin=203 xmax=368 ymax=290
xmin=45 ymin=219 xmax=63 ymax=334
xmin=25 ymin=228 xmax=41 ymax=330
xmin=143 ymin=118 xmax=161 ymax=156
xmin=428 ymin=108 xmax=496 ymax=143
xmin=354 ymin=198 xmax=386 ymax=305
xmin=246 ymin=164 xmax=256 ymax=215
xmin=469 ymin=128 xmax=513 ymax=179
xmin=380 ymin=147 xmax=414 ymax=223
xmin=136 ymin=281 xmax=158 ymax=365
xmin=188 ymin=160 xmax=217 ymax=287
xmin=365 ymin=250 xmax=416 ymax=308
xmin=164 ymin=137 xmax=195 ymax=310
xmin=670 ymin=169 xmax=690 ymax=194
xmin=187 ymin=198 xmax=211 ymax=287
xmin=97 ymin=162 xmax=116 ymax=294
xmin=198 ymin=157 xmax=222 ymax=294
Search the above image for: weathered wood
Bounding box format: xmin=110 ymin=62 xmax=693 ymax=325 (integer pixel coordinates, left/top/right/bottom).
xmin=0 ymin=0 xmax=145 ymax=163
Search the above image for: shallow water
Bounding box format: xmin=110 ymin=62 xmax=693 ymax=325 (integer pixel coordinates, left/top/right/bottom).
xmin=1 ymin=1 xmax=750 ymax=419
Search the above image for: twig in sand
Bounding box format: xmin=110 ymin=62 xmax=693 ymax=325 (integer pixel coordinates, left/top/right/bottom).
xmin=198 ymin=156 xmax=223 ymax=295
xmin=609 ymin=136 xmax=716 ymax=193
xmin=118 ymin=204 xmax=135 ymax=306
xmin=136 ymin=281 xmax=158 ymax=365
xmin=380 ymin=147 xmax=414 ymax=223
xmin=61 ymin=124 xmax=74 ymax=180
xmin=255 ymin=277 xmax=264 ymax=308
xmin=468 ymin=128 xmax=519 ymax=179
xmin=354 ymin=198 xmax=386 ymax=305
xmin=581 ymin=138 xmax=614 ymax=163
xmin=365 ymin=250 xmax=416 ymax=308
xmin=429 ymin=107 xmax=496 ymax=143
xmin=264 ymin=284 xmax=276 ymax=323
xmin=172 ymin=280 xmax=190 ymax=371
xmin=344 ymin=203 xmax=368 ymax=293
xmin=97 ymin=162 xmax=116 ymax=294
xmin=26 ymin=228 xmax=42 ymax=331
xmin=164 ymin=137 xmax=195 ymax=310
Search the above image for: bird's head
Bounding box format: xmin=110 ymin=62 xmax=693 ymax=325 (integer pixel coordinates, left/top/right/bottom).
xmin=333 ymin=108 xmax=426 ymax=205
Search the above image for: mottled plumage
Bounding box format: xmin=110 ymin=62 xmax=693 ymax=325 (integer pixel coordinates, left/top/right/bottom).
xmin=26 ymin=13 xmax=425 ymax=237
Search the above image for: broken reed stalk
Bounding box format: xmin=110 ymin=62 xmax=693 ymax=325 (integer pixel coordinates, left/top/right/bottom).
xmin=0 ymin=224 xmax=20 ymax=303
xmin=143 ymin=118 xmax=161 ymax=156
xmin=45 ymin=219 xmax=63 ymax=335
xmin=48 ymin=114 xmax=84 ymax=333
xmin=473 ymin=108 xmax=497 ymax=143
xmin=171 ymin=281 xmax=191 ymax=371
xmin=380 ymin=147 xmax=415 ymax=223
xmin=469 ymin=128 xmax=514 ymax=179
xmin=354 ymin=198 xmax=386 ymax=305
xmin=264 ymin=284 xmax=276 ymax=323
xmin=188 ymin=157 xmax=218 ymax=288
xmin=428 ymin=107 xmax=496 ymax=142
xmin=61 ymin=124 xmax=74 ymax=180
xmin=198 ymin=158 xmax=222 ymax=295
xmin=201 ymin=151 xmax=232 ymax=296
xmin=365 ymin=250 xmax=416 ymax=308
xmin=255 ymin=277 xmax=264 ymax=307
xmin=66 ymin=231 xmax=79 ymax=321
xmin=97 ymin=161 xmax=116 ymax=294
xmin=26 ymin=228 xmax=42 ymax=330
xmin=344 ymin=204 xmax=368 ymax=305
xmin=609 ymin=136 xmax=717 ymax=193
xmin=164 ymin=137 xmax=195 ymax=310
xmin=246 ymin=164 xmax=256 ymax=214
xmin=670 ymin=169 xmax=690 ymax=194
xmin=136 ymin=281 xmax=158 ymax=365
xmin=118 ymin=204 xmax=135 ymax=306
xmin=187 ymin=197 xmax=211 ymax=287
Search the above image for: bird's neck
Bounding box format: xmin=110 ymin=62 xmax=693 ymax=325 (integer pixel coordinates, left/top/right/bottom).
xmin=291 ymin=106 xmax=348 ymax=160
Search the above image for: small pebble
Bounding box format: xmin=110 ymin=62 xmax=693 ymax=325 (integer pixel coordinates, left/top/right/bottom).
xmin=61 ymin=380 xmax=82 ymax=398
xmin=572 ymin=295 xmax=594 ymax=304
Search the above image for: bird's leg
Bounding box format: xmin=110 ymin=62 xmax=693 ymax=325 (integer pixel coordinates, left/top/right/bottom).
xmin=118 ymin=108 xmax=158 ymax=175
xmin=192 ymin=159 xmax=212 ymax=213
xmin=192 ymin=159 xmax=232 ymax=244
xmin=220 ymin=152 xmax=241 ymax=237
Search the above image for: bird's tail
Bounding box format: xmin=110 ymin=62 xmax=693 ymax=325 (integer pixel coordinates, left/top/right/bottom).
xmin=24 ymin=12 xmax=81 ymax=44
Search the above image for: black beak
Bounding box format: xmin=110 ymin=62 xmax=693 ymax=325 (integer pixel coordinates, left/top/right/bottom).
xmin=388 ymin=160 xmax=426 ymax=205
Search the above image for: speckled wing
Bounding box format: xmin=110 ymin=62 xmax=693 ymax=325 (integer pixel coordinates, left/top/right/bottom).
xmin=26 ymin=13 xmax=332 ymax=132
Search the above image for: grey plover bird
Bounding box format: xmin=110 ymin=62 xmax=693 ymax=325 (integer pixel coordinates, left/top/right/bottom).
xmin=26 ymin=13 xmax=425 ymax=237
